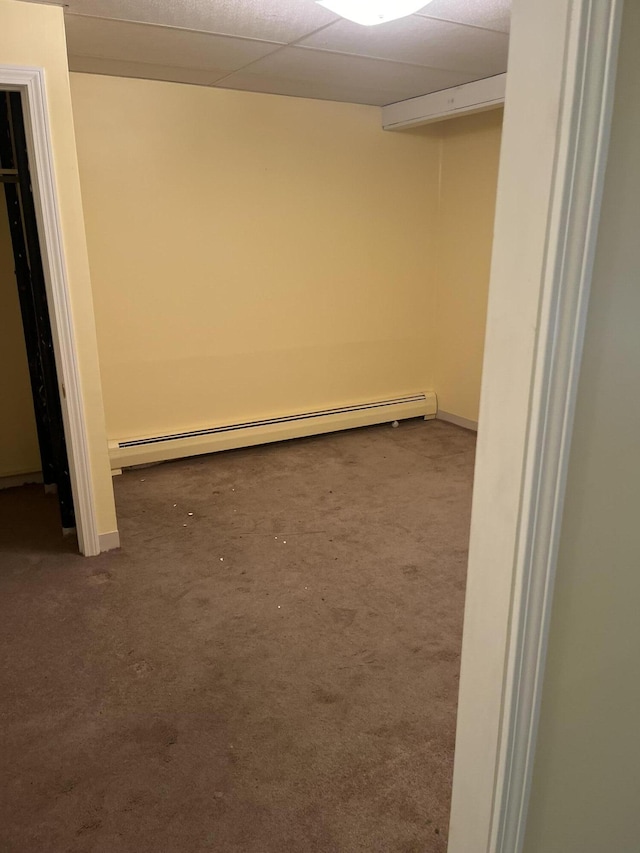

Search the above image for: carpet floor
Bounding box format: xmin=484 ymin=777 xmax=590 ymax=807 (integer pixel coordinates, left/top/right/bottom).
xmin=0 ymin=419 xmax=475 ymax=853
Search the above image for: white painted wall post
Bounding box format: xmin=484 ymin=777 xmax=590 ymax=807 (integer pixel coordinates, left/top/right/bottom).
xmin=447 ymin=1 xmax=622 ymax=850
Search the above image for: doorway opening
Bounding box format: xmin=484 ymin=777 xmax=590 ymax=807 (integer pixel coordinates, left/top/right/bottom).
xmin=0 ymin=89 xmax=75 ymax=535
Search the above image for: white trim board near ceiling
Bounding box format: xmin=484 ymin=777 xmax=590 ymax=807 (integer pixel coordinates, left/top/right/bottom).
xmin=382 ymin=73 xmax=506 ymax=129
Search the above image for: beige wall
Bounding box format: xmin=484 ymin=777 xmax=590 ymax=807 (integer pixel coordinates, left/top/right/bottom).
xmin=70 ymin=73 xmax=442 ymax=441
xmin=524 ymin=3 xmax=640 ymax=850
xmin=435 ymin=109 xmax=502 ymax=424
xmin=70 ymin=72 xmax=500 ymax=444
xmin=0 ymin=196 xmax=41 ymax=477
xmin=0 ymin=0 xmax=117 ymax=537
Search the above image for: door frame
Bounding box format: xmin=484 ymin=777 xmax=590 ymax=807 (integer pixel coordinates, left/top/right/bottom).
xmin=448 ymin=1 xmax=623 ymax=851
xmin=0 ymin=65 xmax=100 ymax=556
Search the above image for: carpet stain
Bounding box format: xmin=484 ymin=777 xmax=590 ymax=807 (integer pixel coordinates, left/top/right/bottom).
xmin=76 ymin=818 xmax=102 ymax=835
xmin=87 ymin=570 xmax=111 ymax=585
xmin=330 ymin=606 xmax=357 ymax=626
xmin=131 ymin=659 xmax=153 ymax=677
xmin=312 ymin=686 xmax=343 ymax=705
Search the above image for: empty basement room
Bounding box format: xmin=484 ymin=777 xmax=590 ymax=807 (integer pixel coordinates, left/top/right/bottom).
xmin=0 ymin=0 xmax=507 ymax=850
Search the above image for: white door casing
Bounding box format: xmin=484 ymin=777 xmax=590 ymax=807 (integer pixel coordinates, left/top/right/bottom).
xmin=0 ymin=65 xmax=101 ymax=556
xmin=448 ymin=1 xmax=623 ymax=851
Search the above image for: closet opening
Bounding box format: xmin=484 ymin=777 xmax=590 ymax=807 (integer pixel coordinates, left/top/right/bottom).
xmin=0 ymin=89 xmax=75 ymax=536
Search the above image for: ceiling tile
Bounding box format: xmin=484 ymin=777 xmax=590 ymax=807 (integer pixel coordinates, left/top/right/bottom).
xmin=64 ymin=15 xmax=280 ymax=73
xmin=416 ymin=0 xmax=510 ymax=33
xmin=298 ymin=15 xmax=508 ymax=74
xmin=217 ymin=46 xmax=482 ymax=106
xmin=68 ymin=55 xmax=220 ymax=86
xmin=21 ymin=0 xmax=512 ymax=106
xmin=61 ymin=0 xmax=340 ymax=43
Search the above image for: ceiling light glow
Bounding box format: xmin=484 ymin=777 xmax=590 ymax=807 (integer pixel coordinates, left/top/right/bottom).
xmin=316 ymin=0 xmax=433 ymax=27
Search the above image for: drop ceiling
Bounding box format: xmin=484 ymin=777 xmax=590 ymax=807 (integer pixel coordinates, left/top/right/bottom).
xmin=22 ymin=0 xmax=511 ymax=106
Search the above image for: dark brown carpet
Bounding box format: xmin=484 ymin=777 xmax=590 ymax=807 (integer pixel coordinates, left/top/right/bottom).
xmin=0 ymin=419 xmax=475 ymax=853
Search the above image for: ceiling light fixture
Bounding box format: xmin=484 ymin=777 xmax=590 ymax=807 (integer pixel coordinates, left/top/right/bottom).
xmin=316 ymin=0 xmax=433 ymax=27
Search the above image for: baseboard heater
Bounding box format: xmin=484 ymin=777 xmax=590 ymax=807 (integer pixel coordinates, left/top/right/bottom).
xmin=109 ymin=391 xmax=437 ymax=470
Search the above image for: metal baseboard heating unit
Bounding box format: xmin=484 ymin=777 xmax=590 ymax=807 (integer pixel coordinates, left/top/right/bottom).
xmin=109 ymin=391 xmax=437 ymax=470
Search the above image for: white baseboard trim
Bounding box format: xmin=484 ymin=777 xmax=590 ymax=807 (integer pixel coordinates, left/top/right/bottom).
xmin=109 ymin=393 xmax=437 ymax=470
xmin=436 ymin=410 xmax=479 ymax=432
xmin=0 ymin=471 xmax=44 ymax=490
xmin=98 ymin=530 xmax=120 ymax=553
